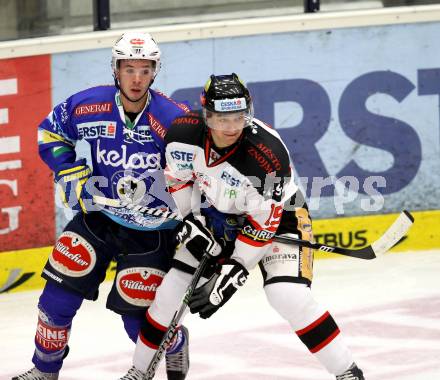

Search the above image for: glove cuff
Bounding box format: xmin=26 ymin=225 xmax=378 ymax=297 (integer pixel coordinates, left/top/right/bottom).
xmin=222 ymin=258 xmax=249 ymax=275
xmin=55 ymin=158 xmax=91 ymax=182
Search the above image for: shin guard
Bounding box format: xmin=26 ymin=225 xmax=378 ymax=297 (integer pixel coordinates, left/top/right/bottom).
xmin=32 ymin=282 xmax=83 ymax=373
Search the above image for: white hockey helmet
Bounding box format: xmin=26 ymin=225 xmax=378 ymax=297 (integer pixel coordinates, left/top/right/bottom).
xmin=111 ymin=32 xmax=161 ymax=76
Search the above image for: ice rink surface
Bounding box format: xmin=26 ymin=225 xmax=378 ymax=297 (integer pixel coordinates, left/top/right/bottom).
xmin=1 ymin=249 xmax=439 ymax=380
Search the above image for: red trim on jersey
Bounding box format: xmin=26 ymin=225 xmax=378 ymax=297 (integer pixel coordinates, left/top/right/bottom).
xmin=169 ymin=182 xmax=193 ymax=193
xmin=237 ymin=233 xmax=272 ymax=247
xmin=245 ymin=215 xmax=278 ymax=233
xmin=246 ymin=215 xmax=264 ymax=230
xmin=165 ymin=169 xmax=191 ymax=183
xmin=310 ymin=329 xmax=340 ymax=353
xmin=204 ymin=129 xmax=242 ymax=168
xmin=147 ymin=113 xmax=167 ymax=140
xmin=154 ymin=90 xmax=191 ymax=113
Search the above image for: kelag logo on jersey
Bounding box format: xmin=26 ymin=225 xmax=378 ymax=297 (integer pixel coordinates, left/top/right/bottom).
xmin=116 ymin=267 xmax=165 ymax=307
xmin=49 ymin=232 xmax=96 ymax=277
xmin=96 ymin=140 xmax=161 ymax=170
xmin=77 ymin=121 xmax=116 ymax=139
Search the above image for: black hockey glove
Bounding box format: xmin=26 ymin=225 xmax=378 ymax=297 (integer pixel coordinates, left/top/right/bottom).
xmin=189 ymin=258 xmax=249 ymax=319
xmin=176 ymin=213 xmax=222 ymax=261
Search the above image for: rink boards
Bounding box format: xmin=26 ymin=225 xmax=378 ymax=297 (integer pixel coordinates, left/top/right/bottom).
xmin=1 ymin=208 xmax=438 ymax=294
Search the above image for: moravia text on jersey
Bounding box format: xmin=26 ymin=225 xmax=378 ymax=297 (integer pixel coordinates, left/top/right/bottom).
xmin=165 ymin=111 xmax=298 ymax=269
xmin=38 ymin=85 xmax=189 ymax=230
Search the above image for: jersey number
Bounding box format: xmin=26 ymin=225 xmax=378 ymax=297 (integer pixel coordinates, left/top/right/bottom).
xmin=264 ymin=204 xmax=283 ymax=230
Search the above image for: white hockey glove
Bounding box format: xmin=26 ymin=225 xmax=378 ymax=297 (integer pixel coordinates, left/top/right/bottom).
xmin=189 ymin=258 xmax=249 ymax=319
xmin=176 ymin=213 xmax=222 ymax=260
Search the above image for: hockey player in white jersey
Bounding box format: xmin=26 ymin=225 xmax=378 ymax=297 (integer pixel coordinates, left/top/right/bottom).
xmin=119 ymin=74 xmax=365 ymax=379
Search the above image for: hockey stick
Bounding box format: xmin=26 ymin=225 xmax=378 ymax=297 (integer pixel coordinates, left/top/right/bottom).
xmin=93 ymin=195 xmax=414 ymax=260
xmin=143 ymin=252 xmax=211 ymax=380
xmin=273 ymin=209 xmax=414 ymax=259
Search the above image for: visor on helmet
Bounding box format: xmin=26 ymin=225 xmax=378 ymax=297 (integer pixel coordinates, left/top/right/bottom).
xmin=203 ymin=108 xmax=253 ymax=131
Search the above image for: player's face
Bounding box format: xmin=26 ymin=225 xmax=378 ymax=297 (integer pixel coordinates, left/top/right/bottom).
xmin=208 ymin=112 xmax=246 ymax=148
xmin=116 ymin=59 xmax=155 ymax=108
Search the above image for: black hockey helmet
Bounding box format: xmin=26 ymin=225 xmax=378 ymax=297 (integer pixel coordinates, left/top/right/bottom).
xmin=200 ymin=73 xmax=254 ymax=129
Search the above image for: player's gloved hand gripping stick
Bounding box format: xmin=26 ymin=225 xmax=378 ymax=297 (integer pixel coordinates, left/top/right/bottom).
xmin=141 ymin=213 xmax=223 ymax=379
xmin=142 ymin=252 xmax=212 ymax=380
xmin=189 ymin=258 xmax=249 ymax=319
xmin=172 ymin=212 xmax=249 ymax=319
xmin=176 ymin=213 xmax=222 ymax=259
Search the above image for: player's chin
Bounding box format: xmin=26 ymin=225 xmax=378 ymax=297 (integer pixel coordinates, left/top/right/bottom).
xmin=222 ymin=135 xmax=241 ymax=146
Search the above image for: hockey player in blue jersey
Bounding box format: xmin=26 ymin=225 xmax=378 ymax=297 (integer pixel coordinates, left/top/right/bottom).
xmin=13 ymin=32 xmax=190 ymax=380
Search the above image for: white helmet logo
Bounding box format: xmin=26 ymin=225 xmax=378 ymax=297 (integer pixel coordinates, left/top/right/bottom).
xmin=112 ymin=32 xmax=161 ymax=76
xmin=130 ymin=38 xmax=145 ymax=45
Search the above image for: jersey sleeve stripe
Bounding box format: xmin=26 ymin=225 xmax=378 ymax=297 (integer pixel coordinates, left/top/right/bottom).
xmin=245 ymin=214 xmax=264 ymax=230
xmin=154 ymin=90 xmax=190 ymax=113
xmin=168 ymin=181 xmax=193 ymax=193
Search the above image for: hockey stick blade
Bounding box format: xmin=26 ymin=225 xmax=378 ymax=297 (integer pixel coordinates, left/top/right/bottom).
xmin=274 ymin=210 xmax=414 ymax=259
xmin=93 ymin=195 xmax=414 ymax=260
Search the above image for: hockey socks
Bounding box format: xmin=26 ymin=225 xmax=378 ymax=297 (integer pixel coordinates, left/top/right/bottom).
xmin=264 ymin=282 xmax=353 ymax=375
xmin=296 ymin=311 xmax=340 ymax=353
xmin=32 ymin=282 xmax=83 ymax=373
xmin=296 ymin=312 xmax=353 ymax=375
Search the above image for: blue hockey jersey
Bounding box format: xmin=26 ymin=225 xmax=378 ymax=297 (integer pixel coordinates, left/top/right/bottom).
xmin=38 ymin=85 xmax=189 ymax=230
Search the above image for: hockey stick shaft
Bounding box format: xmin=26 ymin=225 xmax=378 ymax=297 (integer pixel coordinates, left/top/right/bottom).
xmin=144 ymin=253 xmax=211 ymax=380
xmin=93 ymin=195 xmax=414 ymax=260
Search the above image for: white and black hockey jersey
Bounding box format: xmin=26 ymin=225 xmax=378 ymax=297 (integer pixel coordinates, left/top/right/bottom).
xmin=164 ymin=111 xmax=299 ymax=270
